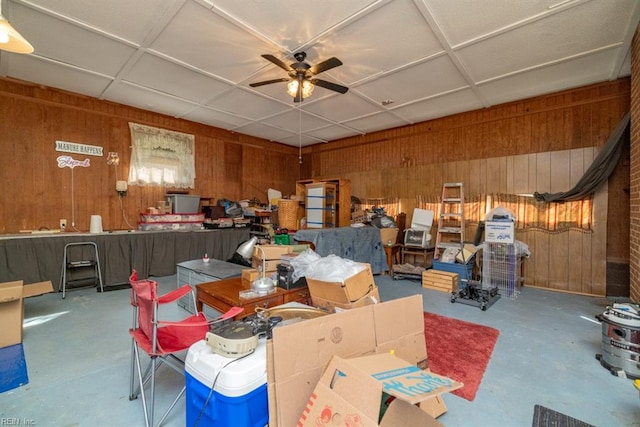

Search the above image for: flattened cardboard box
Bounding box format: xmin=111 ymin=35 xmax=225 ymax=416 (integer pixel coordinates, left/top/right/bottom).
xmin=0 ymin=281 xmax=54 ymax=349
xmin=268 ymin=294 xmax=442 ymax=427
xmin=298 ymin=353 xmax=462 ymax=426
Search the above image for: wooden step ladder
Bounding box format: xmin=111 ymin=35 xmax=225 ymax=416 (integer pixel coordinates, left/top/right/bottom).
xmin=434 ymin=182 xmax=465 ymax=260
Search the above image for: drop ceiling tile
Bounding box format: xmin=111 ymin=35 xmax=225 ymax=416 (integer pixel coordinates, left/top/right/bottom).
xmin=355 ymin=55 xmax=468 ymax=106
xmin=182 ymin=106 xmax=252 ymax=129
xmin=148 ymin=1 xmax=274 ymax=82
xmin=124 ymin=53 xmax=233 ymax=103
xmin=477 ymin=50 xmax=619 ymax=106
xmin=105 ymin=82 xmax=199 ymax=118
xmin=425 ymin=0 xmax=561 ymax=46
xmin=6 ymin=55 xmax=112 ymax=97
xmin=261 ymin=109 xmax=337 ymax=134
xmin=233 ymin=122 xmax=296 ymax=142
xmin=303 ymin=93 xmax=382 ymax=123
xmin=278 ymin=133 xmax=325 ymax=148
xmin=343 ymin=111 xmax=411 ymax=134
xmin=16 ymin=0 xmax=177 ymax=44
xmin=391 ymin=88 xmax=484 ymax=123
xmin=325 ymin=0 xmax=445 ymax=85
xmin=456 ymin=1 xmax=637 ymax=82
xmin=13 ymin=4 xmax=136 ymax=76
xmin=206 ymin=90 xmax=289 ymax=120
xmin=210 ymin=0 xmax=377 ymax=52
xmin=307 ymin=125 xmax=361 ymax=142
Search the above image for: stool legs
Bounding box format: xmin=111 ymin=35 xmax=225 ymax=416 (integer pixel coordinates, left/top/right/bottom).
xmin=60 ymin=242 xmax=103 ymax=298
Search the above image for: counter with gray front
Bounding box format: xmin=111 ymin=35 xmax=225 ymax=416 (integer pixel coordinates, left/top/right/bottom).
xmin=0 ymin=228 xmax=250 ymax=290
xmin=293 ymin=226 xmax=387 ymax=274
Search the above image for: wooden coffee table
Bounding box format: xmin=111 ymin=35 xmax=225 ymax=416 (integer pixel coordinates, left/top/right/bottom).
xmin=196 ymin=277 xmax=310 ymax=319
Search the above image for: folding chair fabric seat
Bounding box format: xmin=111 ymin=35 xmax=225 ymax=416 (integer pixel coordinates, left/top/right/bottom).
xmin=128 ymin=270 xmax=209 ymax=427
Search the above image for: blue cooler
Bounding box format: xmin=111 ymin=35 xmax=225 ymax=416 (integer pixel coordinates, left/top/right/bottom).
xmin=185 ymin=338 xmax=268 ymax=427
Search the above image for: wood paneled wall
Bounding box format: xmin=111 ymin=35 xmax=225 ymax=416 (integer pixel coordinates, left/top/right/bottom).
xmin=0 ymin=76 xmax=630 ymax=296
xmin=302 ymin=79 xmax=630 ymax=296
xmin=0 ymin=79 xmax=300 ymax=234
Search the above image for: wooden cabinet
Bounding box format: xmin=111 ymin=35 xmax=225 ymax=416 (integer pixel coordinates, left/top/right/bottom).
xmin=296 ymin=178 xmax=351 ymax=228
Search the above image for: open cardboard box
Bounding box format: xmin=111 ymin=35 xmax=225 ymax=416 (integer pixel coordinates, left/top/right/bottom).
xmin=306 ymin=264 xmax=375 ymax=304
xmin=312 ymin=286 xmax=380 ymax=312
xmin=268 ymin=294 xmax=448 ymax=427
xmin=0 ymin=280 xmax=54 ymax=349
xmin=298 ymin=353 xmax=462 ymax=426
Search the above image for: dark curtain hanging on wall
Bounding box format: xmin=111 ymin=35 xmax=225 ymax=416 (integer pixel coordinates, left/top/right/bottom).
xmin=533 ymin=112 xmax=630 ymax=202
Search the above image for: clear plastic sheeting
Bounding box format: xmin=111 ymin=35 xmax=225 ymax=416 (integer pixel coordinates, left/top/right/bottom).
xmin=290 ymin=250 xmax=367 ymax=283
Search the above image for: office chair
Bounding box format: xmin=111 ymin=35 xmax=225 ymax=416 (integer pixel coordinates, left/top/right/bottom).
xmin=128 ymin=270 xmax=240 ymax=427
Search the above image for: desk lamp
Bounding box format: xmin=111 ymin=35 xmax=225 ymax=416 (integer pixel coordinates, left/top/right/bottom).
xmin=252 ymin=245 xmax=276 ymax=295
xmin=229 ymin=236 xmax=258 ymax=266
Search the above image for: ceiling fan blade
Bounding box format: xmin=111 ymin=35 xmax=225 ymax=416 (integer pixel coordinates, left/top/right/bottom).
xmin=249 ymin=78 xmax=289 ymax=88
xmin=261 ymin=54 xmax=292 ymax=72
xmin=309 ymin=57 xmax=342 ymax=75
xmin=312 ymin=79 xmax=349 ymax=94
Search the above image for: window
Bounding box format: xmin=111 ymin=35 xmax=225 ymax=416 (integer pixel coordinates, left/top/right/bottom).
xmin=417 ymin=193 xmax=592 ymax=233
xmin=128 ymin=123 xmax=195 ymax=188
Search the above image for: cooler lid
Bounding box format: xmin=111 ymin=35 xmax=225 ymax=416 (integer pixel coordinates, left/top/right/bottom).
xmin=185 ymin=338 xmax=267 ymax=397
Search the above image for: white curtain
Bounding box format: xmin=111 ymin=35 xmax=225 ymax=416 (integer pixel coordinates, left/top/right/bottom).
xmin=128 ymin=122 xmax=195 ymax=188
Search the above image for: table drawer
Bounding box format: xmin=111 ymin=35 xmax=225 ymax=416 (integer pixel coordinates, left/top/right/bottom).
xmin=283 ymin=288 xmax=311 ymax=304
xmin=243 ymin=294 xmax=284 ymax=316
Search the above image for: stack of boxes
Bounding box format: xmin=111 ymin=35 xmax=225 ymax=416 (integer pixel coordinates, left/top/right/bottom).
xmin=250 ymin=244 xmax=293 ymax=279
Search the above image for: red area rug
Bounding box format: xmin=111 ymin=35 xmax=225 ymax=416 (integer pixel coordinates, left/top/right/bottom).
xmin=423 ymin=312 xmax=500 ymax=401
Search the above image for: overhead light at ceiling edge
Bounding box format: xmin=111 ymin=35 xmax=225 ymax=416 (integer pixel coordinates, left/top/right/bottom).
xmin=0 ymin=14 xmax=33 ymax=54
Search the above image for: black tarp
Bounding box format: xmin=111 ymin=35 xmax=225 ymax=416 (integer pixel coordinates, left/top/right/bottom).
xmin=533 ymin=112 xmax=630 ymax=202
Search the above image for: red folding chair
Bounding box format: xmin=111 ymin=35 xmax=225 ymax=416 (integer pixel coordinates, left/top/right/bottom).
xmin=127 ymin=270 xmax=241 ymax=426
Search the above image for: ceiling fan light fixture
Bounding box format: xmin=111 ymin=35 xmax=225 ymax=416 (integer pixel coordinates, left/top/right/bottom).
xmin=287 ymin=79 xmax=314 ymax=99
xmin=0 ymin=15 xmax=34 ymax=54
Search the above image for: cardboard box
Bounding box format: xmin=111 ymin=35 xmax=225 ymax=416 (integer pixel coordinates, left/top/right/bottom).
xmin=297 ymin=353 xmax=462 ymax=426
xmin=251 ymin=257 xmax=280 ymax=272
xmin=455 ymin=243 xmax=479 ymax=264
xmin=253 ymin=244 xmax=293 ymax=260
xmin=0 ymin=281 xmax=54 ymax=348
xmin=306 ymin=264 xmax=375 ymax=304
xmin=422 ymin=270 xmax=458 ymax=293
xmin=312 ymin=286 xmax=380 ymax=312
xmin=485 ymin=221 xmax=515 ymax=244
xmin=241 ymin=268 xmax=260 ymax=283
xmin=268 ymin=294 xmax=444 ymax=427
xmin=379 ymin=227 xmax=399 ymax=245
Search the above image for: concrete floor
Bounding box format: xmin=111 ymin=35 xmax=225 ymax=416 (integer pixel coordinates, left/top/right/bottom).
xmin=0 ymin=274 xmax=638 ymax=426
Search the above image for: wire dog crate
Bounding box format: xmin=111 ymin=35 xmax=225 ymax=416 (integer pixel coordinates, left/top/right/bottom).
xmin=482 ymin=242 xmax=522 ymax=299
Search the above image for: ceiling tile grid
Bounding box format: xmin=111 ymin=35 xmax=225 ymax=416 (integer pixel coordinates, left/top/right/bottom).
xmin=0 ymin=0 xmax=637 ymax=147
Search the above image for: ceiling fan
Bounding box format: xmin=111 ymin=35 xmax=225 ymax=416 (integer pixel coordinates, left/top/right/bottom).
xmin=250 ymin=52 xmax=348 ymax=102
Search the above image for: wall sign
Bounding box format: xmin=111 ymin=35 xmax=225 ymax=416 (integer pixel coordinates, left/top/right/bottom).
xmin=55 ymin=140 xmax=103 ymax=157
xmin=57 ymin=155 xmax=90 ymax=169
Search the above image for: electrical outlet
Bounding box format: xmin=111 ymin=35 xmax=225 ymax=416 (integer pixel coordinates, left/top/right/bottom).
xmin=60 ymin=219 xmax=67 ymax=230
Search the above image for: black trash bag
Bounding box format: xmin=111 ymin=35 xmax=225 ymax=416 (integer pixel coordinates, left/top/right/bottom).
xmin=216 ymin=198 xmax=243 ymax=218
xmin=371 ymin=214 xmax=396 ymax=228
